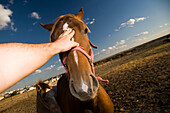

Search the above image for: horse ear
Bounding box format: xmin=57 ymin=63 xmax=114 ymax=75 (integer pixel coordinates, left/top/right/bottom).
xmin=75 ymin=8 xmax=84 ymax=20
xmin=39 ymin=23 xmax=54 ymax=31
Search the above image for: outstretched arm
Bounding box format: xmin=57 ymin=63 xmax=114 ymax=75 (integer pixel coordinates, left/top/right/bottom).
xmin=0 ymin=29 xmax=78 ymax=93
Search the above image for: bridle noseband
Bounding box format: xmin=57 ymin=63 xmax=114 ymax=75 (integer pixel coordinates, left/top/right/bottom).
xmin=59 ymin=45 xmax=109 ymax=84
xmin=60 ymin=46 xmax=95 ymax=74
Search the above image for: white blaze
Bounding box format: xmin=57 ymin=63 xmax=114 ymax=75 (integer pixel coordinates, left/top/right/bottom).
xmin=68 ymin=32 xmax=78 ymax=65
xmin=63 ymin=23 xmax=78 ymax=67
xmin=63 ymin=22 xmax=88 ymax=93
xmin=73 ymin=51 xmax=78 ymax=65
xmin=63 ymin=23 xmax=69 ymax=31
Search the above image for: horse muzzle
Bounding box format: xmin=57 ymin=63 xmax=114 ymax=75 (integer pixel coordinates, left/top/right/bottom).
xmin=69 ymin=73 xmax=99 ymax=101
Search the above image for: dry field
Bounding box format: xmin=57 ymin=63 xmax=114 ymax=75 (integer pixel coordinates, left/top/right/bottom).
xmin=0 ymin=36 xmax=169 ymax=113
xmin=0 ymin=90 xmax=36 ymax=113
xmin=96 ymin=42 xmax=170 ymax=112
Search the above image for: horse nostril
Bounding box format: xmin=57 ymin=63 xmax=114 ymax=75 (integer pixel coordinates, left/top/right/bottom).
xmin=89 ymin=74 xmax=94 ymax=78
xmin=89 ymin=73 xmax=99 ymax=92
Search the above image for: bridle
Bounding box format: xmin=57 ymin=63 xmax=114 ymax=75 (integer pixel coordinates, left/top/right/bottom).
xmin=38 ymin=91 xmax=59 ymax=113
xmin=59 ymin=44 xmax=109 ymax=84
xmin=59 ymin=46 xmax=95 ymax=74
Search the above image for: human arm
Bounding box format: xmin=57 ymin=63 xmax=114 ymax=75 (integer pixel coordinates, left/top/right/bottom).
xmin=0 ymin=29 xmax=78 ymax=93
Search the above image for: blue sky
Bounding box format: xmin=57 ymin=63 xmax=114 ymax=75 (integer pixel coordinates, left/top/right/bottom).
xmin=0 ymin=0 xmax=170 ymax=92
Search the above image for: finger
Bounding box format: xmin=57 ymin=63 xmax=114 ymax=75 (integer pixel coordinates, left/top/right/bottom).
xmin=67 ymin=30 xmax=75 ymax=39
xmin=73 ymin=42 xmax=79 ymax=47
xmin=63 ymin=29 xmax=72 ymax=36
xmin=70 ymin=37 xmax=74 ymax=41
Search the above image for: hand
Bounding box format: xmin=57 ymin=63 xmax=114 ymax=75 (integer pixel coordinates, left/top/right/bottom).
xmin=53 ymin=29 xmax=79 ymax=53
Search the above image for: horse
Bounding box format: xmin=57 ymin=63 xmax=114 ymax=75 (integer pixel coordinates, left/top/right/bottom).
xmin=40 ymin=8 xmax=114 ymax=113
xmin=36 ymin=80 xmax=62 ymax=113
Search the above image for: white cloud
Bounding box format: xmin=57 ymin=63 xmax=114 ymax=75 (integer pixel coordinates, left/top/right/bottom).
xmin=135 ymin=17 xmax=146 ymax=22
xmin=84 ymin=18 xmax=95 ymax=25
xmin=95 ymin=40 xmax=128 ymax=58
xmin=108 ymin=47 xmax=113 ymax=50
xmin=115 ymin=29 xmax=119 ymax=31
xmin=33 ymin=21 xmax=37 ymax=25
xmin=0 ymin=4 xmax=13 ymax=30
xmin=101 ymin=49 xmax=106 ymax=52
xmin=89 ymin=18 xmax=95 ymax=24
xmin=35 ymin=69 xmax=42 ymax=74
xmin=34 ymin=64 xmax=56 ymax=74
xmin=94 ymin=52 xmax=100 ymax=56
xmin=95 ymin=49 xmax=106 ymax=56
xmin=115 ymin=17 xmax=148 ymax=31
xmin=120 ymin=40 xmax=125 ymax=44
xmin=10 ymin=22 xmax=17 ymax=32
xmin=54 ymin=61 xmax=58 ymax=64
xmin=135 ymin=37 xmax=147 ymax=42
xmin=30 ymin=12 xmax=41 ymax=20
xmin=160 ymin=23 xmax=169 ymax=28
xmin=95 ymin=38 xmax=129 ymax=58
xmin=9 ymin=0 xmax=14 ymax=4
xmin=57 ymin=66 xmax=64 ymax=71
xmin=118 ymin=45 xmax=127 ymax=49
xmin=108 ymin=34 xmax=111 ymax=37
xmin=24 ymin=0 xmax=28 ymax=4
xmin=120 ymin=19 xmax=135 ymax=28
xmin=113 ymin=46 xmax=116 ymax=49
xmin=116 ymin=40 xmax=126 ymax=46
xmin=135 ymin=31 xmax=149 ymax=37
xmin=45 ymin=65 xmax=55 ymax=70
xmin=96 ymin=40 xmax=126 ymax=56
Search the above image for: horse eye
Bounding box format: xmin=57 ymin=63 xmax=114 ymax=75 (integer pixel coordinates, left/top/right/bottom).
xmin=85 ymin=28 xmax=88 ymax=33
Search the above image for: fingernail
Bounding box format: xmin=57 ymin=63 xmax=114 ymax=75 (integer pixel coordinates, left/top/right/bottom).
xmin=68 ymin=28 xmax=72 ymax=31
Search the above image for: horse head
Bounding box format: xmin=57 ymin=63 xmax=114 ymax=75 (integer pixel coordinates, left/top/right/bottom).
xmin=40 ymin=8 xmax=99 ymax=101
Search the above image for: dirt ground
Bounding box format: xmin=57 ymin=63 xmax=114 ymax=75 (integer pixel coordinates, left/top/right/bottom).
xmin=0 ymin=90 xmax=36 ymax=113
xmin=96 ymin=43 xmax=170 ymax=112
xmin=0 ymin=37 xmax=169 ymax=113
